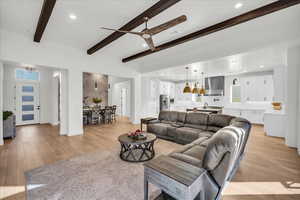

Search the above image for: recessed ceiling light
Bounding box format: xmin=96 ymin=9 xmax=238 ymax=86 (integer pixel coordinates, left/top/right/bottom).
xmin=142 ymin=43 xmax=148 ymax=48
xmin=235 ymin=2 xmax=243 ymax=9
xmin=69 ymin=14 xmax=77 ymax=20
xmin=260 ymin=65 xmax=264 ymax=68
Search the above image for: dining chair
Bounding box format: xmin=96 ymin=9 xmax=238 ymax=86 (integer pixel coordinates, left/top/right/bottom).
xmin=105 ymin=107 xmax=113 ymax=124
xmin=92 ymin=107 xmax=102 ymax=124
xmin=99 ymin=109 xmax=106 ymax=124
xmin=112 ymin=105 xmax=117 ymax=122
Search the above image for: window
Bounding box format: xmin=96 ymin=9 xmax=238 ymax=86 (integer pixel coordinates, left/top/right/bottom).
xmin=22 ymin=96 xmax=34 ymax=102
xmin=231 ymin=85 xmax=241 ymax=103
xmin=22 ymin=86 xmax=34 ymax=92
xmin=16 ymin=69 xmax=39 ymax=81
xmin=231 ymin=78 xmax=241 ymax=103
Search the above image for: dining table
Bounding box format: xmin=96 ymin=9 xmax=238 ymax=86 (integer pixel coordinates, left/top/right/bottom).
xmin=83 ymin=106 xmax=116 ymax=125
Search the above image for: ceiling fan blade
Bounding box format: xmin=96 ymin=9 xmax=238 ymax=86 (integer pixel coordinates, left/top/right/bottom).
xmin=101 ymin=27 xmax=142 ymax=36
xmin=148 ymin=15 xmax=187 ymax=35
xmin=143 ymin=36 xmax=156 ymax=51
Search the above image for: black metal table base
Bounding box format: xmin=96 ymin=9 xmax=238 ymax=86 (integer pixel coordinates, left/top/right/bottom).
xmin=120 ymin=142 xmax=155 ymax=162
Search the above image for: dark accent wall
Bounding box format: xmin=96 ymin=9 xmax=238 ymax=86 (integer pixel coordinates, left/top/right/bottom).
xmin=83 ymin=72 xmax=108 ymax=106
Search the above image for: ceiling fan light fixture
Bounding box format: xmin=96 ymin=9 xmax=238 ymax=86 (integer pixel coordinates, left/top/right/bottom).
xmin=142 ymin=34 xmax=151 ymax=39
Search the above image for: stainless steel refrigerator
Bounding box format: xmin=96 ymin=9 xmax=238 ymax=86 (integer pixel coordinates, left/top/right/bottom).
xmin=159 ymin=95 xmax=170 ymax=111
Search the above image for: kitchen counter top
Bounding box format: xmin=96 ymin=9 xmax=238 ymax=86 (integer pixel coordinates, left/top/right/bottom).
xmin=264 ymin=109 xmax=285 ymax=115
xmin=186 ymin=107 xmax=223 ymax=114
xmin=223 ymin=106 xmax=270 ymax=111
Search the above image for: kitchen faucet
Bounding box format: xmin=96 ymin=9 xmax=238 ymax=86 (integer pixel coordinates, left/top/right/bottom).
xmin=204 ymin=102 xmax=208 ymax=109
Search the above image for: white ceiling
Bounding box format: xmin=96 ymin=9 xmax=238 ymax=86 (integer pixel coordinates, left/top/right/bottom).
xmin=1 ymin=0 xmax=300 ymax=74
xmin=142 ymin=45 xmax=286 ymax=82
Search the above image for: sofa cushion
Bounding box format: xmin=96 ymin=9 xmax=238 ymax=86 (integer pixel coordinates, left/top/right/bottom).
xmin=198 ymin=131 xmax=214 ymax=138
xmin=175 ymin=127 xmax=202 ymax=143
xmin=158 ymin=110 xmax=170 ymax=121
xmin=169 ymin=111 xmax=178 ymax=122
xmin=184 ymin=112 xmax=209 ymax=130
xmin=158 ymin=111 xmax=179 ymax=124
xmin=147 ymin=123 xmax=171 ymax=137
xmin=203 ymin=126 xmax=245 ymax=187
xmin=191 ymin=136 xmax=210 ymax=146
xmin=183 ymin=145 xmax=207 ymax=161
xmin=207 ymin=114 xmax=235 ymax=132
xmin=203 ymin=126 xmax=244 ymax=171
xmin=166 ymin=126 xmax=177 ymax=139
xmin=170 ymin=153 xmax=203 ymax=167
xmin=177 ymin=112 xmax=187 ymax=124
xmin=169 ymin=144 xmax=203 ymax=167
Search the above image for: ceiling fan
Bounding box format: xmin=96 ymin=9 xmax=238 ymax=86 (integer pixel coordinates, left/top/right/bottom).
xmin=101 ymin=15 xmax=187 ymax=51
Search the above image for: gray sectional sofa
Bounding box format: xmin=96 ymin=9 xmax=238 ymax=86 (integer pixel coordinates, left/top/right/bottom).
xmin=146 ymin=111 xmax=251 ymax=200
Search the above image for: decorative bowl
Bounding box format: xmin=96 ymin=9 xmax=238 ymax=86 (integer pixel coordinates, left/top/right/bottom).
xmin=272 ymin=102 xmax=282 ymax=110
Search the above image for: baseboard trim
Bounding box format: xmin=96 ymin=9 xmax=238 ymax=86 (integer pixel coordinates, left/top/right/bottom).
xmin=67 ymin=129 xmax=84 ymax=136
xmin=50 ymin=122 xmax=59 ymax=126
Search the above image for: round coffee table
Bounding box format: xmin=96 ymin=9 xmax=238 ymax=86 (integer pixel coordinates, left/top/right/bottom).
xmin=118 ymin=133 xmax=157 ymax=162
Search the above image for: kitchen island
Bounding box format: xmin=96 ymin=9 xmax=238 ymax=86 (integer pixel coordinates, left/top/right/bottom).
xmin=186 ymin=106 xmax=223 ymax=114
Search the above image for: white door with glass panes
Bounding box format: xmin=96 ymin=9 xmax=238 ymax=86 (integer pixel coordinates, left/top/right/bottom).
xmin=16 ymin=82 xmax=40 ymax=125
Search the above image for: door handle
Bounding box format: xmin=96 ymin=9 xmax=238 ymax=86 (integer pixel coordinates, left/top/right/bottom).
xmin=37 ymin=106 xmax=40 ymax=110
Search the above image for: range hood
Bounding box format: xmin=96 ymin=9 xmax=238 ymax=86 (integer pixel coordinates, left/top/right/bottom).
xmin=205 ymin=76 xmax=224 ymax=96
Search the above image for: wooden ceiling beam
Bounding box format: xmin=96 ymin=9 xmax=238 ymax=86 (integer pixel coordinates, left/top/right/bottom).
xmin=34 ymin=0 xmax=57 ymax=42
xmin=87 ymin=0 xmax=182 ymax=55
xmin=122 ymin=0 xmax=300 ymax=63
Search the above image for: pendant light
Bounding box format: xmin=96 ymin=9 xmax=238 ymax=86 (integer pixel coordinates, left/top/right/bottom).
xmin=183 ymin=67 xmax=192 ymax=93
xmin=199 ymin=72 xmax=206 ymax=95
xmin=192 ymin=69 xmax=199 ymax=94
xmin=192 ymin=82 xmax=199 ymax=94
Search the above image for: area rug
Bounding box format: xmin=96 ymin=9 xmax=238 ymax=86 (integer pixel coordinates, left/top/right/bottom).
xmin=25 ymin=151 xmax=160 ymax=200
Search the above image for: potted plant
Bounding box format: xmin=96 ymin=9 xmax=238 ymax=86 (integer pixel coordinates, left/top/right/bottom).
xmin=3 ymin=111 xmax=16 ymax=139
xmin=92 ymin=97 xmax=102 ymax=107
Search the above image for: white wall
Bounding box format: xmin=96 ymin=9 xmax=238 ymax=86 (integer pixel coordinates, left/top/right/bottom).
xmin=273 ymin=66 xmax=287 ymax=103
xmin=0 ymin=29 xmax=141 ymax=136
xmin=2 ymin=64 xmax=57 ymax=124
xmin=140 ymin=77 xmax=158 ymax=118
xmin=286 ymin=46 xmax=300 ymax=154
xmin=67 ymin=70 xmax=83 ymax=136
xmin=131 ymin=76 xmax=142 ymax=124
xmin=110 ymin=81 xmax=131 ymax=117
xmin=60 ymin=70 xmax=68 ymax=135
xmin=51 ymin=74 xmax=60 ymax=125
xmin=0 ymin=62 xmax=3 ymax=145
xmin=108 ymin=76 xmax=130 ymax=105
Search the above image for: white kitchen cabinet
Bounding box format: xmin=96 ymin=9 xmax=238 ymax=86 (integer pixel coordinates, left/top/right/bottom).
xmin=223 ymin=108 xmax=242 ymax=117
xmin=242 ymin=76 xmax=257 ymax=102
xmin=159 ymin=81 xmax=175 ymax=98
xmin=262 ymin=75 xmax=274 ymax=102
xmin=264 ymin=110 xmax=286 ymax=138
xmin=159 ymin=81 xmax=169 ymax=95
xmin=223 ymin=108 xmax=265 ymax=124
xmin=241 ymin=75 xmax=274 ymax=102
xmin=169 ymin=83 xmax=175 ymax=98
xmin=241 ymin=109 xmax=264 ymax=124
xmin=175 ymin=82 xmax=192 ymax=102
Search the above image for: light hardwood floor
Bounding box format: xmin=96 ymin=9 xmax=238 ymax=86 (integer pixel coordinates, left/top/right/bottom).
xmin=0 ymin=117 xmax=299 ymax=200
